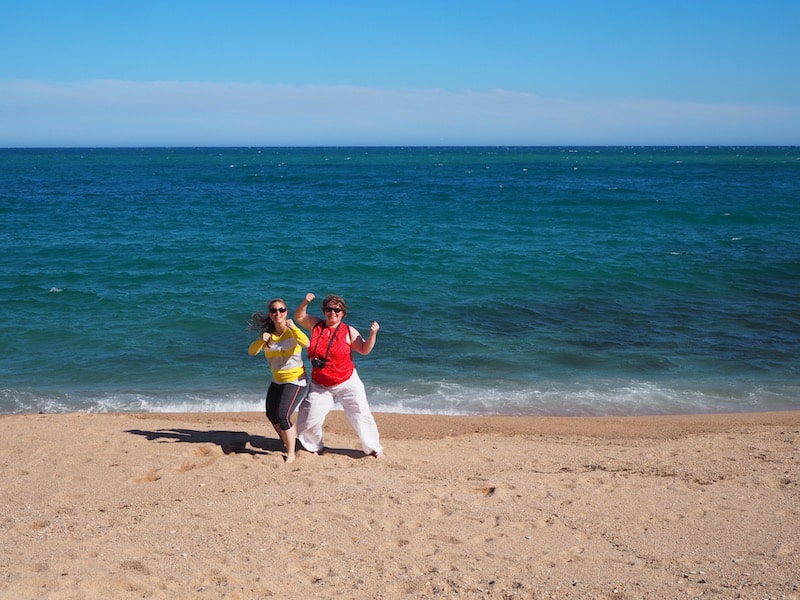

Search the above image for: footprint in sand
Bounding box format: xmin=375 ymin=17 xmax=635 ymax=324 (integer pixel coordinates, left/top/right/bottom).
xmin=131 ymin=469 xmax=162 ymax=483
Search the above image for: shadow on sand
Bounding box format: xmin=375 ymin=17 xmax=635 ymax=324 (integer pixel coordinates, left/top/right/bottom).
xmin=125 ymin=428 xmax=367 ymax=459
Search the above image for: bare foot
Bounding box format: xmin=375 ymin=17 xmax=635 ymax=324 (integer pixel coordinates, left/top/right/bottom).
xmin=372 ymin=451 xmax=385 ymax=460
xmin=285 ymin=453 xmax=296 ymax=464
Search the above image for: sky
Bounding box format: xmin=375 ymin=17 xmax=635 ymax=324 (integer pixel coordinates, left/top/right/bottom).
xmin=1 ymin=0 xmax=799 ymax=147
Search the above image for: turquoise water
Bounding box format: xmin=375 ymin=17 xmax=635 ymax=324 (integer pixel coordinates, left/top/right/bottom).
xmin=1 ymin=146 xmax=799 ymax=415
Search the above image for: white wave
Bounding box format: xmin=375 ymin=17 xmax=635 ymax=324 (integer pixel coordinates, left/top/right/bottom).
xmin=2 ymin=380 xmax=799 ymax=416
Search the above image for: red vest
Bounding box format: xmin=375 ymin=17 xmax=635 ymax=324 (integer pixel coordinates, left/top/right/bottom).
xmin=309 ymin=322 xmax=354 ymax=387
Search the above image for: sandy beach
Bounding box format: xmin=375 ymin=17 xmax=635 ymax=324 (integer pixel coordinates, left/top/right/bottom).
xmin=1 ymin=410 xmax=798 ymax=599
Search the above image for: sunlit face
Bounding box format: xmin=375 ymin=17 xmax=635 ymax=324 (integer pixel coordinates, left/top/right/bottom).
xmin=268 ymin=303 xmax=288 ymax=323
xmin=323 ymin=302 xmax=344 ymax=325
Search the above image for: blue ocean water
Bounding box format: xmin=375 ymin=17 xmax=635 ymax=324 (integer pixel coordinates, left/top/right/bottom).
xmin=1 ymin=146 xmax=799 ymax=416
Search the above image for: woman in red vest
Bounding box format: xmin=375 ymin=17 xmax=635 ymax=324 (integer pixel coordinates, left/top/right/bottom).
xmin=294 ymin=292 xmax=384 ymax=459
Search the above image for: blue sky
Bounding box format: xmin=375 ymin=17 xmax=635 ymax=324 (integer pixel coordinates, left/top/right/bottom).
xmin=2 ymin=1 xmax=798 ymax=146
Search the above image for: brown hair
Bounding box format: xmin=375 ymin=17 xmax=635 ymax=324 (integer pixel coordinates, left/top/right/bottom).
xmin=321 ymin=294 xmax=347 ymax=316
xmin=249 ymin=298 xmax=287 ymax=334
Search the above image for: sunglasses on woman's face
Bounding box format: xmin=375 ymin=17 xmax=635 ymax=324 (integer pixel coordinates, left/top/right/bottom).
xmin=269 ymin=307 xmax=287 ymax=314
xmin=324 ymin=307 xmax=343 ymax=314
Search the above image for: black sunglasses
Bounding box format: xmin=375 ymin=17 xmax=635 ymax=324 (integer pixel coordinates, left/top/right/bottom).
xmin=324 ymin=307 xmax=343 ymax=314
xmin=269 ymin=307 xmax=287 ymax=314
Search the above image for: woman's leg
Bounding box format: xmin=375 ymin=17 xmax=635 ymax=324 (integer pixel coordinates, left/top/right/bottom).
xmin=282 ymin=425 xmax=298 ymax=463
xmin=275 ymin=384 xmax=305 ymax=463
xmin=270 ymin=422 xmax=297 ymax=463
xmin=265 ymin=383 xmax=282 ymax=434
xmin=266 ymin=383 xmax=301 ymax=461
xmin=296 ymin=383 xmax=334 ymax=453
xmin=336 ymin=370 xmax=384 ymax=457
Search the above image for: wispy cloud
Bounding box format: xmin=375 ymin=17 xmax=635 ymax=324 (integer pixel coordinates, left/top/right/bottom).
xmin=1 ymin=80 xmax=798 ymax=146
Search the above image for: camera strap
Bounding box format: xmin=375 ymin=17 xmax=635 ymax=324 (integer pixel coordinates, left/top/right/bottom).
xmin=312 ymin=322 xmax=342 ymax=362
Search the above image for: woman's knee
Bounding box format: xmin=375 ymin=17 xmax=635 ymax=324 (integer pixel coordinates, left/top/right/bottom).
xmin=277 ymin=413 xmax=295 ymax=431
xmin=265 ymin=405 xmax=280 ymax=426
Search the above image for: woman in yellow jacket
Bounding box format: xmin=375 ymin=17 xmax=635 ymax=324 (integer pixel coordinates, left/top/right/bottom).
xmin=249 ymin=298 xmax=309 ymax=463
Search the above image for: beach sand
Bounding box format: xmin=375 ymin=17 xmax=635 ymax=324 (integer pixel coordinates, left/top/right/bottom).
xmin=1 ymin=410 xmax=798 ymax=599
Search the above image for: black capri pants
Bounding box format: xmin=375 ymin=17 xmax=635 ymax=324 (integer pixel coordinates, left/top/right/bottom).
xmin=265 ymin=382 xmax=306 ymax=431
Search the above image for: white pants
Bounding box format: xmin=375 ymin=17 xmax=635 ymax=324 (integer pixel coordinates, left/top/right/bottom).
xmin=296 ymin=369 xmax=383 ymax=455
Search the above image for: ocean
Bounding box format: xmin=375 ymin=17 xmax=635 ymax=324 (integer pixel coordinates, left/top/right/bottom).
xmin=1 ymin=146 xmax=799 ymax=416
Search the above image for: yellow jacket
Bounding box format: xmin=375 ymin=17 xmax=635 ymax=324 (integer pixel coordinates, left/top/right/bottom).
xmin=248 ymin=325 xmax=309 ymax=383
